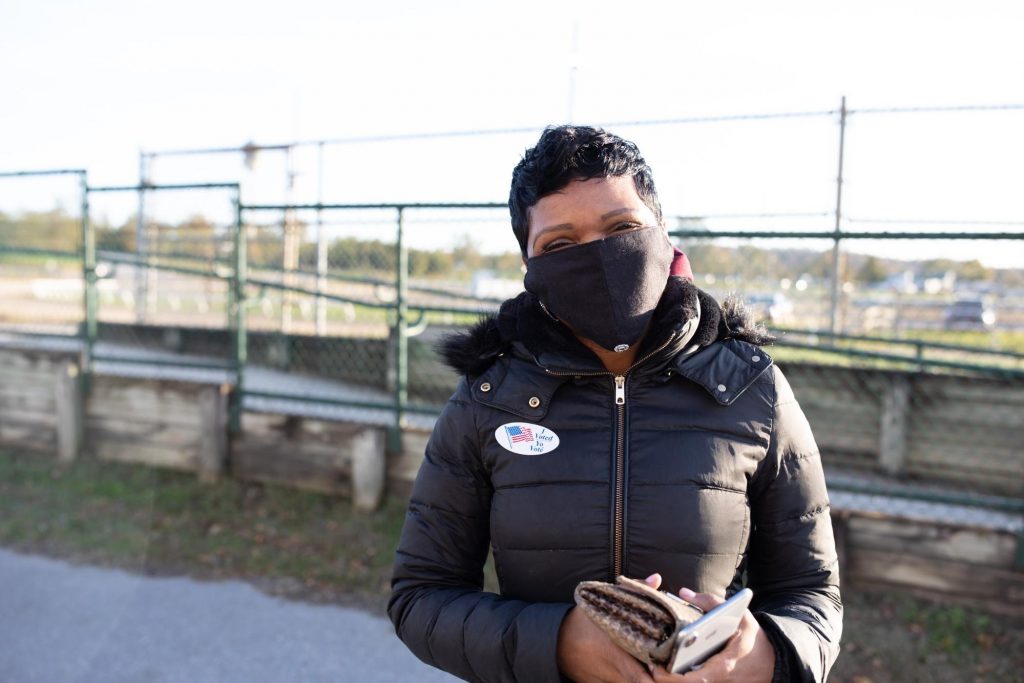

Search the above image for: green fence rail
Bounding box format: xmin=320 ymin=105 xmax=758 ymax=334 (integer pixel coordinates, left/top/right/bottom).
xmin=2 ymin=170 xmax=1023 ymax=534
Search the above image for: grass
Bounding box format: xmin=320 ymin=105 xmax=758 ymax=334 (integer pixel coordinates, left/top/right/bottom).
xmin=1 ymin=448 xmax=1020 ymax=680
xmin=0 ymin=449 xmax=408 ymax=609
xmin=831 ymin=589 xmax=1024 ymax=683
xmin=770 ymin=328 xmax=1024 ymax=375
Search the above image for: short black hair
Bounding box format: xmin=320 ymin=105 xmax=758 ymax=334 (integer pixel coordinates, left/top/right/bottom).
xmin=508 ymin=125 xmax=663 ymax=257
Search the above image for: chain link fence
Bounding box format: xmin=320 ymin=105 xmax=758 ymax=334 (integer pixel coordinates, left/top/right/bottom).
xmin=84 ymin=184 xmax=240 ymax=382
xmin=0 ymin=170 xmax=86 ymax=340
xmin=236 ymin=203 xmax=508 ymax=431
xmin=2 ymin=103 xmax=1022 ymax=536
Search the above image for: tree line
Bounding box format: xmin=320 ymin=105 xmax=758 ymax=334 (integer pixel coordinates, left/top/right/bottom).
xmin=2 ymin=208 xmax=1018 ymax=286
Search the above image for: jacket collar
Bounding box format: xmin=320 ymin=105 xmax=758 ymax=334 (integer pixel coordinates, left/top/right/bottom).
xmin=439 ymin=277 xmax=776 ymax=409
xmin=672 ymin=339 xmax=774 ymax=406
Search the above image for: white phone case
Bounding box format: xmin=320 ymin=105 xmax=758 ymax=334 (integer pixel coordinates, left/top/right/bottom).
xmin=668 ymin=588 xmax=753 ymax=673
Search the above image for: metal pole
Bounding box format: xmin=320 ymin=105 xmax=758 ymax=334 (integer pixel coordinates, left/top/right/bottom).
xmin=281 ymin=145 xmax=296 ymax=335
xmin=568 ymin=22 xmax=579 ymax=123
xmin=135 ymin=151 xmax=148 ymax=323
xmin=391 ymin=207 xmax=408 ymax=453
xmin=829 ymin=96 xmax=847 ymax=334
xmin=230 ymin=190 xmax=247 ymax=434
xmin=81 ymin=173 xmax=96 ymax=394
xmin=315 ymin=141 xmax=327 ymax=335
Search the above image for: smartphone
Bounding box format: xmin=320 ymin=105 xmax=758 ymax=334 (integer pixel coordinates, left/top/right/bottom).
xmin=668 ymin=588 xmax=753 ymax=673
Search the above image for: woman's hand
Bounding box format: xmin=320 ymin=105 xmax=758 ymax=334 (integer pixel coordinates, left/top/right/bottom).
xmin=646 ymin=579 xmax=775 ymax=683
xmin=556 ymin=605 xmax=656 ymax=683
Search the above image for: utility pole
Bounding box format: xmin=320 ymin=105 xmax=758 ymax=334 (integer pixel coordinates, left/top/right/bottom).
xmin=315 ymin=142 xmax=327 ymax=335
xmin=829 ymin=96 xmax=848 ymax=334
xmin=135 ymin=151 xmax=149 ymax=323
xmin=568 ymin=23 xmax=579 ymax=123
xmin=281 ymin=145 xmax=298 ymax=334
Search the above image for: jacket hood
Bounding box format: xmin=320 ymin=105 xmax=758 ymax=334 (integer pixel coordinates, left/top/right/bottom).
xmin=439 ymin=276 xmax=774 ymax=378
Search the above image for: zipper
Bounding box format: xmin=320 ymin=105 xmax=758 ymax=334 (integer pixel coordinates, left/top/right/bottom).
xmin=541 ymin=331 xmax=679 ymax=580
xmin=612 ymin=376 xmax=626 ymax=578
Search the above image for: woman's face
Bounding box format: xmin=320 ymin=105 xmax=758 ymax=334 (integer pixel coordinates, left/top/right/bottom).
xmin=523 ymin=175 xmax=662 ymax=261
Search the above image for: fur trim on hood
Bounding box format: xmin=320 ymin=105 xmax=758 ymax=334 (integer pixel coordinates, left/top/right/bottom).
xmin=440 ymin=277 xmax=774 ymax=378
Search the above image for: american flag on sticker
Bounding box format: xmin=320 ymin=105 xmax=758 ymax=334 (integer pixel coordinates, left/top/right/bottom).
xmin=504 ymin=425 xmax=534 ymax=443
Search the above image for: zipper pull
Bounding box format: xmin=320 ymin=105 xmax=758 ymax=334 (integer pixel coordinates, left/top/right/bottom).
xmin=614 ymin=375 xmax=625 ymax=405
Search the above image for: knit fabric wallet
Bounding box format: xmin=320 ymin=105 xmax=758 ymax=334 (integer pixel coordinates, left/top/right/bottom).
xmin=573 ymin=575 xmax=705 ymax=667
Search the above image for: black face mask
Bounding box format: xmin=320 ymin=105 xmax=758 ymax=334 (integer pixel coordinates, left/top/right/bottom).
xmin=524 ymin=225 xmax=673 ymax=352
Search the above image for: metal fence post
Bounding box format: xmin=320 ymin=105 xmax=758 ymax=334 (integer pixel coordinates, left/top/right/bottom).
xmin=390 ymin=206 xmax=409 ymax=454
xmin=231 ymin=192 xmax=247 ymax=434
xmin=315 ymin=142 xmax=327 ymax=335
xmin=829 ymin=96 xmax=847 ymax=334
xmin=135 ymin=151 xmax=148 ymax=323
xmin=81 ymin=173 xmax=96 ymax=395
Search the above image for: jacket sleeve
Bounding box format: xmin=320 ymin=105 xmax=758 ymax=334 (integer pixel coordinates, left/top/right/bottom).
xmin=746 ymin=365 xmax=843 ymax=683
xmin=387 ymin=379 xmax=573 ymax=683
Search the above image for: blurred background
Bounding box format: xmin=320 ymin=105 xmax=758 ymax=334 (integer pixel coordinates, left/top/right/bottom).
xmin=1 ymin=1 xmax=1022 ymax=681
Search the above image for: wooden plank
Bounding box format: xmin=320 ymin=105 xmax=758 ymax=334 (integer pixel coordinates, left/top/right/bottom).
xmin=788 ymin=372 xmax=892 ymax=397
xmin=197 ymin=384 xmax=229 ymax=484
xmin=810 ymin=430 xmax=879 ymax=453
xmin=242 ymin=435 xmax=352 ymax=469
xmin=91 ymin=439 xmax=197 ymax=471
xmin=902 ymin=464 xmax=1024 ymax=489
xmin=351 ymin=427 xmax=386 ymax=511
xmin=0 ymin=350 xmax=67 ymax=372
xmin=88 ymin=379 xmax=209 ymax=410
xmin=55 ymin=361 xmax=82 ymax=463
xmin=914 ymin=377 xmax=1024 ymax=404
xmin=233 ymin=428 xmax=351 ymax=469
xmin=91 ymin=374 xmax=219 ymax=393
xmin=84 ymin=417 xmax=202 ymax=448
xmin=907 ymin=443 xmax=1022 ymax=470
xmin=0 ymin=366 xmax=63 ymax=387
xmin=851 ymin=579 xmax=1024 ymax=619
xmin=905 ymin=442 xmax=1022 ymax=469
xmin=901 ymin=463 xmax=1023 ymax=496
xmin=0 ymin=423 xmax=57 ymax=453
xmin=240 ymin=412 xmax=283 ymax=433
xmin=846 ymin=548 xmax=1024 ymax=617
xmin=909 ymin=402 xmax=1024 ymax=427
xmin=86 ymin=381 xmax=204 ymax=427
xmin=846 ymin=515 xmax=1017 ymax=567
xmin=0 ymin=392 xmax=55 ymax=414
xmin=241 ymin=411 xmax=371 ymax=447
xmin=231 ymin=437 xmax=353 ymax=496
xmin=232 ymin=413 xmax=392 ymax=498
xmin=820 ymin=452 xmax=878 ymax=470
xmin=0 ymin=382 xmax=57 ymax=401
xmin=907 ymin=422 xmax=1022 ymax=447
xmin=799 ymin=414 xmax=873 ymax=429
xmin=878 ymin=375 xmax=909 ymax=475
xmin=791 ymin=395 xmax=880 ymax=415
xmin=0 ymin=408 xmax=59 ymax=429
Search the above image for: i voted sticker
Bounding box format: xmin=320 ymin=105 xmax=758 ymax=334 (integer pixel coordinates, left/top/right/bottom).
xmin=494 ymin=422 xmax=560 ymax=455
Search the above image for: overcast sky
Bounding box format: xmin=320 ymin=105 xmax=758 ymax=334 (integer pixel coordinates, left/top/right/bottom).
xmin=2 ymin=0 xmax=1022 ymax=263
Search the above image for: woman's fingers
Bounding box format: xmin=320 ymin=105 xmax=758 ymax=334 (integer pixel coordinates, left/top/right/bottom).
xmin=651 ymin=663 xmax=714 ymax=683
xmin=644 ymin=573 xmax=663 ymax=589
xmin=677 ymin=587 xmax=723 ymax=612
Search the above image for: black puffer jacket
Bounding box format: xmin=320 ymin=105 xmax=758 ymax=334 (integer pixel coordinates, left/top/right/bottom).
xmin=389 ymin=277 xmax=842 ymax=682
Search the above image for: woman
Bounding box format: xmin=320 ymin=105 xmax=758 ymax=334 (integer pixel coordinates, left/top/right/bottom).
xmin=388 ymin=126 xmax=842 ymax=682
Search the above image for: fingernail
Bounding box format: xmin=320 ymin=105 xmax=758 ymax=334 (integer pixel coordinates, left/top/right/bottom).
xmin=645 ymin=573 xmax=661 ymax=584
xmin=678 ymin=587 xmax=696 ymax=599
